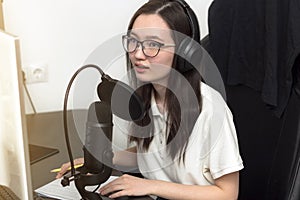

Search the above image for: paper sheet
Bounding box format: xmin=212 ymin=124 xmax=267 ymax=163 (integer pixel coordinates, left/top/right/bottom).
xmin=35 ymin=176 xmax=118 ymax=200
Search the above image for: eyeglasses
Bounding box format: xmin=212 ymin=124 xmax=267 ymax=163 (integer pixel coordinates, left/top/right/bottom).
xmin=122 ymin=35 xmax=176 ymax=58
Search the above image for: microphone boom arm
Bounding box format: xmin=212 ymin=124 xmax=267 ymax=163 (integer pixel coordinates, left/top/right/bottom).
xmin=62 ymin=65 xmax=112 ymax=200
xmin=62 ymin=64 xmax=146 ymax=199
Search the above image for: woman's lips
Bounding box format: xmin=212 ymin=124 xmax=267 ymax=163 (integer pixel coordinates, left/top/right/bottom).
xmin=134 ymin=65 xmax=149 ymax=73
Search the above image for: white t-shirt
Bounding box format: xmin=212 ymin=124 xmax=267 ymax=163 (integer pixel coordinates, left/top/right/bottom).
xmin=136 ymin=82 xmax=244 ymax=185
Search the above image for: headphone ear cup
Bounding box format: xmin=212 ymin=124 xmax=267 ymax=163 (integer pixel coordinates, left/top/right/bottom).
xmin=176 ymin=37 xmax=202 ymax=73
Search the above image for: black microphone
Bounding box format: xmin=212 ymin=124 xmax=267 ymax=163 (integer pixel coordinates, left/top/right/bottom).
xmin=83 ymin=101 xmax=113 ymax=173
xmin=97 ymin=74 xmax=146 ymax=121
xmin=75 ymin=101 xmax=113 ymax=200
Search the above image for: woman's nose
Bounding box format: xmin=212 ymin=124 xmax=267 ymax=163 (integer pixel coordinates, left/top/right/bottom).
xmin=134 ymin=44 xmax=146 ymax=59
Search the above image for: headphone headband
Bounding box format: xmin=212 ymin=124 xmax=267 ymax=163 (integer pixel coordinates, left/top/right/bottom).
xmin=172 ymin=0 xmax=200 ymax=43
xmin=172 ymin=0 xmax=202 ymax=72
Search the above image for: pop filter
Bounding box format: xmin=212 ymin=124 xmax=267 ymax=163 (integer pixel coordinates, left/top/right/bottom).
xmin=97 ymin=74 xmax=146 ymax=121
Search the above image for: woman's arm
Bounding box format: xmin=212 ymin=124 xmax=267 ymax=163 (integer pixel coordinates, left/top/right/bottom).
xmin=113 ymin=146 xmax=137 ymax=167
xmin=55 ymin=146 xmax=138 ymax=179
xmin=99 ymin=172 xmax=240 ymax=200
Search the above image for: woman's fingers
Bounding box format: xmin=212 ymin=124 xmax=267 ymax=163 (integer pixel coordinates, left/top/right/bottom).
xmin=55 ymin=158 xmax=84 ymax=179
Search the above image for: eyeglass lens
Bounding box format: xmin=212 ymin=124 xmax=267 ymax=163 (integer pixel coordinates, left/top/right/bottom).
xmin=123 ymin=36 xmax=161 ymax=57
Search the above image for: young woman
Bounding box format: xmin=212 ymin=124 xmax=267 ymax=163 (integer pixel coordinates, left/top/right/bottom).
xmin=57 ymin=1 xmax=243 ymax=199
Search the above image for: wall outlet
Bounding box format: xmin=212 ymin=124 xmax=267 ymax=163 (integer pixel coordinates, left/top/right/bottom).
xmin=23 ymin=65 xmax=48 ymax=84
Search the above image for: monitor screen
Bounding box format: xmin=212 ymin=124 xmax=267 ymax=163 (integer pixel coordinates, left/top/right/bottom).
xmin=0 ymin=30 xmax=33 ymax=199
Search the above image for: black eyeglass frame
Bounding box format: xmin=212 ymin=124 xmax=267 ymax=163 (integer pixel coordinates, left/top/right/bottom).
xmin=122 ymin=35 xmax=176 ymax=58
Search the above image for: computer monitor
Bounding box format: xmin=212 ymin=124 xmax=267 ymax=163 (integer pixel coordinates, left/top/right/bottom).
xmin=0 ymin=30 xmax=33 ymax=199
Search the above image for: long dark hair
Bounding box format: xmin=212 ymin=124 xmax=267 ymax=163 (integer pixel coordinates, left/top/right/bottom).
xmin=127 ymin=0 xmax=202 ymax=163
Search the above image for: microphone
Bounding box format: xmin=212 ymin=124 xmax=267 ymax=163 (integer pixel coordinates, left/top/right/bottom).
xmin=83 ymin=101 xmax=113 ymax=173
xmin=75 ymin=101 xmax=113 ymax=200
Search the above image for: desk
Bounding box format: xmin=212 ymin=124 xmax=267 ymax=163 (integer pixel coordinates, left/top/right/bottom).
xmin=29 ymin=144 xmax=59 ymax=165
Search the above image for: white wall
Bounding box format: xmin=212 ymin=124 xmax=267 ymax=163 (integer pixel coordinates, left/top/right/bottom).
xmin=3 ymin=0 xmax=213 ymax=113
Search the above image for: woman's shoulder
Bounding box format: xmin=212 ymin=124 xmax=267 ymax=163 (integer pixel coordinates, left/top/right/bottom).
xmin=200 ymin=82 xmax=227 ymax=106
xmin=199 ymin=82 xmax=233 ymax=119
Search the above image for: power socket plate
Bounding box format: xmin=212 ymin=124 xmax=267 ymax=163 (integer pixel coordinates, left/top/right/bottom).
xmin=23 ymin=65 xmax=48 ymax=84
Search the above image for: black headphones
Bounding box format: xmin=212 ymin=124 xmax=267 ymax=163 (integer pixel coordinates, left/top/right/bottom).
xmin=172 ymin=0 xmax=202 ymax=73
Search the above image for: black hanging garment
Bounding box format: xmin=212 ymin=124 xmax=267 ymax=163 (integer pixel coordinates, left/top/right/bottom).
xmin=267 ymin=57 xmax=300 ymax=200
xmin=206 ymin=0 xmax=300 ymax=199
xmin=208 ymin=0 xmax=300 ymax=118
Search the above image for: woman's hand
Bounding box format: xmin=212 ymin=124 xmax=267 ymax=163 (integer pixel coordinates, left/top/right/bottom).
xmin=99 ymin=174 xmax=154 ymax=199
xmin=55 ymin=157 xmax=84 ymax=179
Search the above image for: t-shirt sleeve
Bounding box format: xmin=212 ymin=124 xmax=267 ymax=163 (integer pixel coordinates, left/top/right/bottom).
xmin=208 ymin=105 xmax=244 ymax=179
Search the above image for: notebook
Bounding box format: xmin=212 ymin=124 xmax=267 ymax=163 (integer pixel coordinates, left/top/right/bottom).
xmin=35 ymin=176 xmax=118 ymax=200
